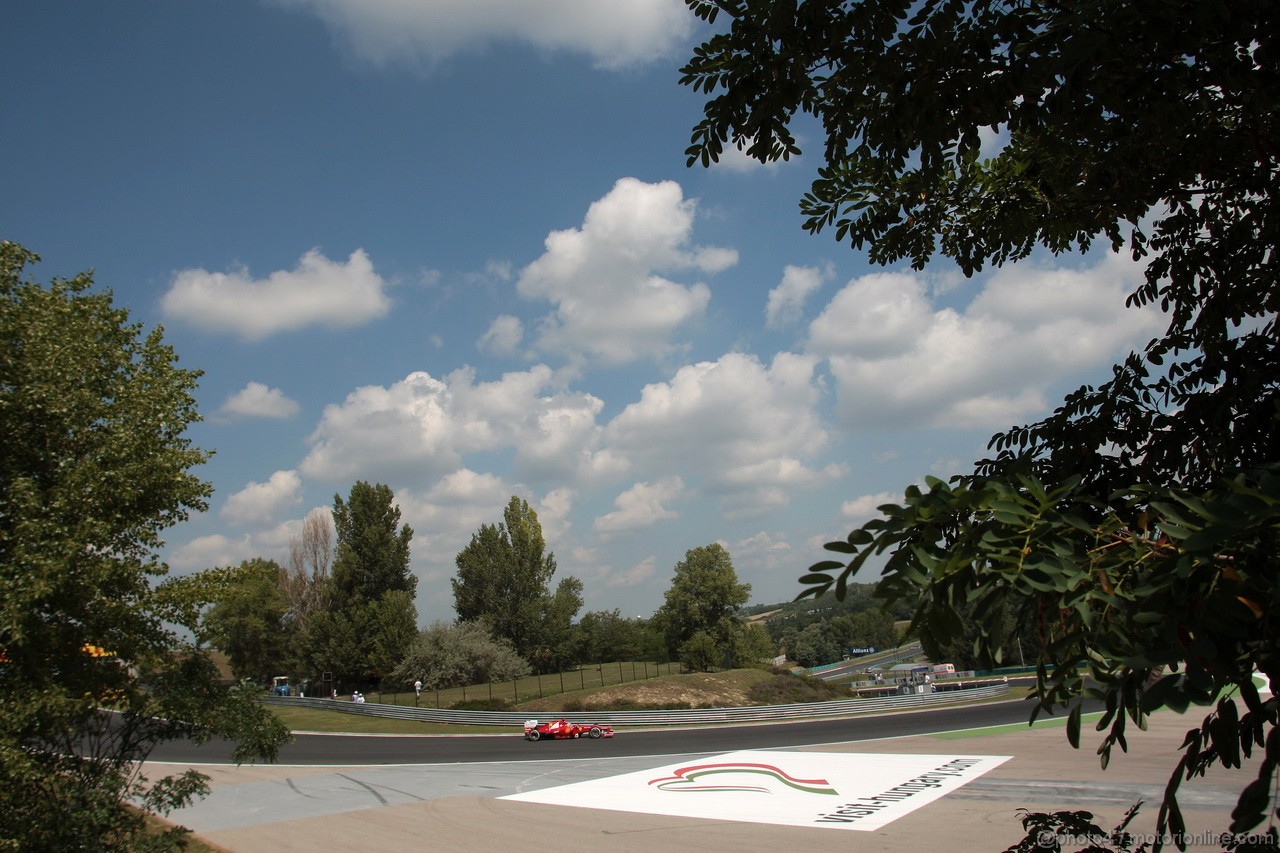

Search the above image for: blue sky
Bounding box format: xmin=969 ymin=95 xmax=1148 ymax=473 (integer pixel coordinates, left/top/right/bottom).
xmin=1 ymin=1 xmax=1165 ymax=625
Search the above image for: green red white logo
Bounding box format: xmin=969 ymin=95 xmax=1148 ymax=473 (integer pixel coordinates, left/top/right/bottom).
xmin=649 ymin=762 xmax=839 ymax=795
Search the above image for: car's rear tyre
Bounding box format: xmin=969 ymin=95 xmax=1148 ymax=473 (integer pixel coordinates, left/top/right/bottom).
xmin=588 ymin=727 xmax=602 ymax=739
xmin=527 ymin=729 xmax=540 ymax=741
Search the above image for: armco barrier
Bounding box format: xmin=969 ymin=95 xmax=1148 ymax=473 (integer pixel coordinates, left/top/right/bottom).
xmin=263 ymin=680 xmax=1010 ymax=728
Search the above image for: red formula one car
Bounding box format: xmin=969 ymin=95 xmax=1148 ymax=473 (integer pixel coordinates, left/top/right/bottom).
xmin=523 ymin=718 xmax=614 ymax=741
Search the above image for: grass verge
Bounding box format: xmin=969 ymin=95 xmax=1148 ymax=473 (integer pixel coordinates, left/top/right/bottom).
xmin=929 ymin=710 xmax=1107 ymax=739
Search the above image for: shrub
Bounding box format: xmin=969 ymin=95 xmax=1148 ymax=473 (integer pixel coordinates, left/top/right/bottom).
xmin=747 ymin=671 xmax=849 ymax=705
xmin=449 ymin=698 xmax=513 ymax=712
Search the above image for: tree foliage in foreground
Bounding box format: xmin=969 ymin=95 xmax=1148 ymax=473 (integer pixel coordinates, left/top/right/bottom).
xmin=0 ymin=242 xmax=289 ymax=849
xmin=682 ymin=0 xmax=1278 ymax=847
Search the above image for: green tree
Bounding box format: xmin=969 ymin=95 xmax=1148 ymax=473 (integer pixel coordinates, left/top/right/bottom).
xmin=306 ymin=482 xmax=417 ymax=684
xmin=0 ymin=242 xmax=288 ymax=849
xmin=787 ymin=622 xmax=839 ymax=669
xmin=300 ymin=608 xmax=363 ymax=691
xmin=682 ymin=1 xmax=1278 ymax=845
xmin=535 ymin=574 xmax=584 ymax=672
xmin=653 ymin=543 xmax=751 ymax=657
xmin=837 ymin=610 xmax=901 ymax=655
xmin=734 ymin=623 xmax=777 ymax=667
xmin=452 ymin=522 xmax=512 ymax=630
xmin=369 ymin=589 xmax=419 ymax=679
xmin=331 ymin=481 xmax=415 ymax=604
xmin=451 ymin=496 xmax=582 ymax=670
xmin=759 ymin=584 xmax=914 ymax=644
xmin=203 ymin=558 xmax=289 ymax=682
xmin=388 ymin=620 xmax=530 ymax=692
xmin=635 ymin=617 xmax=671 ymax=663
xmin=575 ymin=609 xmax=646 ymax=663
xmin=679 ymin=631 xmax=722 ymax=673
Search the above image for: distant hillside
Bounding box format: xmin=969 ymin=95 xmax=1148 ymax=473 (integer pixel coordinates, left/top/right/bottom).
xmin=742 ymin=583 xmax=913 ymax=633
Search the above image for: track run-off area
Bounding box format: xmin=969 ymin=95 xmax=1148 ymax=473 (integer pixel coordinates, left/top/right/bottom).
xmin=149 ymin=694 xmax=1257 ymax=852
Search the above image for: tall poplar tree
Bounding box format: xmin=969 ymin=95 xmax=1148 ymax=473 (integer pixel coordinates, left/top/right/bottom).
xmin=305 ymin=481 xmax=417 ymax=683
xmin=452 ymin=496 xmax=582 ymax=669
xmin=331 ymin=481 xmax=415 ymax=604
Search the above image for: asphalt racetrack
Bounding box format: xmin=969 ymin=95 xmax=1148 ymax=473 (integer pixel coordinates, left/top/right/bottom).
xmin=149 ymin=695 xmax=1046 ymax=765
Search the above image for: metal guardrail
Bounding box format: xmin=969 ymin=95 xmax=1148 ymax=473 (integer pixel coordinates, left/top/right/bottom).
xmin=264 ymin=681 xmax=1010 ymax=728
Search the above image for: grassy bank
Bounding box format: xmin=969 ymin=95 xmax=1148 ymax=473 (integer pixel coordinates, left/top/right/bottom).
xmin=270 ymin=667 xmax=847 ymax=734
xmin=320 ymin=660 xmax=683 ymax=709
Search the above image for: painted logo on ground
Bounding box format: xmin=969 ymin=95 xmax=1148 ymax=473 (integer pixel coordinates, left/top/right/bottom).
xmin=648 ymin=761 xmax=839 ymax=795
xmin=502 ymin=749 xmax=1011 ymax=831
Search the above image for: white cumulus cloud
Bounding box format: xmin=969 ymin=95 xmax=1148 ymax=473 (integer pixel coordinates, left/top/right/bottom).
xmin=299 ymin=365 xmax=612 ymax=485
xmin=733 ymin=530 xmax=790 ymax=558
xmin=219 ymin=381 xmax=301 ymax=419
xmin=707 ymin=134 xmax=792 ymax=173
xmin=395 ymin=469 xmax=516 ymax=552
xmin=808 ymin=254 xmax=1164 ymax=430
xmin=602 ymin=351 xmax=838 ymax=516
xmin=477 ymin=314 xmax=524 ymax=356
xmin=593 ymin=477 xmax=684 ymax=534
xmin=808 ymin=271 xmax=933 ymax=359
xmin=517 ymin=178 xmax=735 ymax=365
xmin=766 ymin=264 xmax=828 ymax=328
xmin=220 ymin=470 xmax=304 ymax=526
xmin=161 ymin=248 xmax=391 ymax=340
